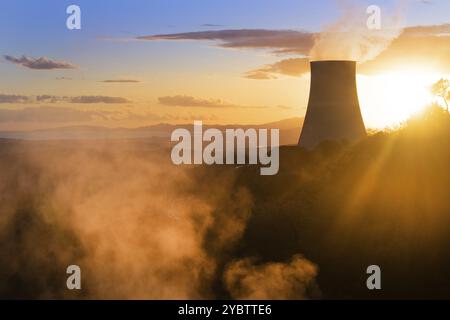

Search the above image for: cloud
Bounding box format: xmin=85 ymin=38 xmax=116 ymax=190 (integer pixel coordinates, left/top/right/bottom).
xmin=158 ymin=95 xmax=266 ymax=109
xmin=224 ymin=255 xmax=318 ymax=299
xmin=101 ymin=79 xmax=141 ymax=83
xmin=244 ymin=70 xmax=278 ymax=80
xmin=277 ymin=105 xmax=293 ymax=110
xmin=141 ymin=1 xmax=402 ymax=63
xmin=405 ymin=23 xmax=450 ymax=36
xmin=69 ymin=96 xmax=131 ymax=104
xmin=359 ymin=24 xmax=450 ymax=75
xmin=137 ymin=29 xmax=314 ymax=55
xmin=0 ymin=94 xmax=132 ymax=104
xmin=159 ymin=95 xmax=232 ymax=108
xmin=4 ymin=55 xmax=76 ymax=70
xmin=0 ymin=94 xmax=31 ymax=104
xmin=200 ymin=24 xmax=224 ymax=27
xmin=0 ymin=107 xmax=109 ymax=123
xmin=137 ymin=23 xmax=450 ymax=79
xmin=0 ymin=106 xmax=176 ymax=125
xmin=309 ymin=1 xmax=403 ymax=63
xmin=247 ymin=24 xmax=450 ymax=79
xmin=36 ymin=95 xmax=65 ymax=103
xmin=245 ymin=58 xmax=310 ymax=80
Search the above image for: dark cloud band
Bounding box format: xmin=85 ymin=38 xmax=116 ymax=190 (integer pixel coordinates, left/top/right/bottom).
xmin=138 ymin=24 xmax=450 ymax=79
xmin=4 ymin=55 xmax=76 ymax=70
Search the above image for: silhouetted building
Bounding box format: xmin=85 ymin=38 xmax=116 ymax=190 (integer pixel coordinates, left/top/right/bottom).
xmin=299 ymin=60 xmax=366 ymax=149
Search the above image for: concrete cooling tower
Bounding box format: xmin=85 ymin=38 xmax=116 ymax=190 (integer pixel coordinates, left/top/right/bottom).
xmin=298 ymin=60 xmax=366 ymax=149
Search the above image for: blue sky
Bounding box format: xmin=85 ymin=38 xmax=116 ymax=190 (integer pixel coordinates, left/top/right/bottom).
xmin=1 ymin=0 xmax=448 ymax=68
xmin=2 ymin=0 xmax=449 ymax=47
xmin=2 ymin=0 xmax=447 ymax=81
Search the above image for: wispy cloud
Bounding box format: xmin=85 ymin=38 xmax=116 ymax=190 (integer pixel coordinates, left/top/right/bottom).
xmin=137 ymin=29 xmax=314 ymax=55
xmin=276 ymin=105 xmax=293 ymax=110
xmin=4 ymin=55 xmax=76 ymax=70
xmin=70 ymin=96 xmax=131 ymax=104
xmin=158 ymin=95 xmax=267 ymax=109
xmin=0 ymin=107 xmax=172 ymax=124
xmin=0 ymin=94 xmax=32 ymax=104
xmin=0 ymin=106 xmax=108 ymax=123
xmin=36 ymin=95 xmax=63 ymax=103
xmin=200 ymin=24 xmax=224 ymax=27
xmin=245 ymin=58 xmax=310 ymax=80
xmin=403 ymin=23 xmax=450 ymax=36
xmin=2 ymin=94 xmax=131 ymax=104
xmin=246 ymin=24 xmax=450 ymax=79
xmin=137 ymin=24 xmax=450 ymax=79
xmin=101 ymin=79 xmax=141 ymax=83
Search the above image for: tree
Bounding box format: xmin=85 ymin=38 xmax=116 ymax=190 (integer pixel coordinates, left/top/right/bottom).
xmin=430 ymin=78 xmax=449 ymax=113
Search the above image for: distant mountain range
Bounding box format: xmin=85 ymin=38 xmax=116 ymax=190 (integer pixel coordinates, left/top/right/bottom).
xmin=0 ymin=117 xmax=304 ymax=146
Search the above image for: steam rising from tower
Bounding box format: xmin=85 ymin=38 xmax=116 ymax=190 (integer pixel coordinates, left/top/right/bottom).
xmin=299 ymin=60 xmax=366 ymax=149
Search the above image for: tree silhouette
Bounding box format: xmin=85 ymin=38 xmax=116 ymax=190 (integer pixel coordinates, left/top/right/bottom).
xmin=430 ymin=78 xmax=449 ymax=113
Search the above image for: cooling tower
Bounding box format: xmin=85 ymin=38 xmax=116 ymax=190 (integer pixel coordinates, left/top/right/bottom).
xmin=298 ymin=60 xmax=366 ymax=149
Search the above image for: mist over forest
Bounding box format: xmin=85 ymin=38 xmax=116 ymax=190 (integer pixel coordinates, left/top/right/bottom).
xmin=1 ymin=105 xmax=449 ymax=299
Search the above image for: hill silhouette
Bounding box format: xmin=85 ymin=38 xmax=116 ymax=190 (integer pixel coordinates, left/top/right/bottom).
xmin=220 ymin=104 xmax=450 ymax=298
xmin=0 ymin=117 xmax=303 ymax=146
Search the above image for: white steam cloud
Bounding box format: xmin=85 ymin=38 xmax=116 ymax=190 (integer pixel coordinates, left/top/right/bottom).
xmin=310 ymin=0 xmax=405 ymax=63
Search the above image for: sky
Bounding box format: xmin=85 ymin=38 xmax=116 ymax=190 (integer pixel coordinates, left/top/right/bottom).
xmin=0 ymin=0 xmax=449 ymax=130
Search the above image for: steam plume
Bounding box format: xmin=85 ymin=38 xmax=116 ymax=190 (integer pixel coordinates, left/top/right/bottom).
xmin=310 ymin=0 xmax=404 ymax=63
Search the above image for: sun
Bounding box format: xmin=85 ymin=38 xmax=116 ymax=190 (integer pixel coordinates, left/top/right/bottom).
xmin=358 ymin=71 xmax=440 ymax=129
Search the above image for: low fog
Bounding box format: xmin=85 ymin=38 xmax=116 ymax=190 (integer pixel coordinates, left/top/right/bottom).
xmin=0 ymin=139 xmax=317 ymax=299
xmin=2 ymin=105 xmax=450 ymax=299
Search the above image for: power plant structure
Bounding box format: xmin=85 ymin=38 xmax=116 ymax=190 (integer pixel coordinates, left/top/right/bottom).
xmin=298 ymin=60 xmax=366 ymax=149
